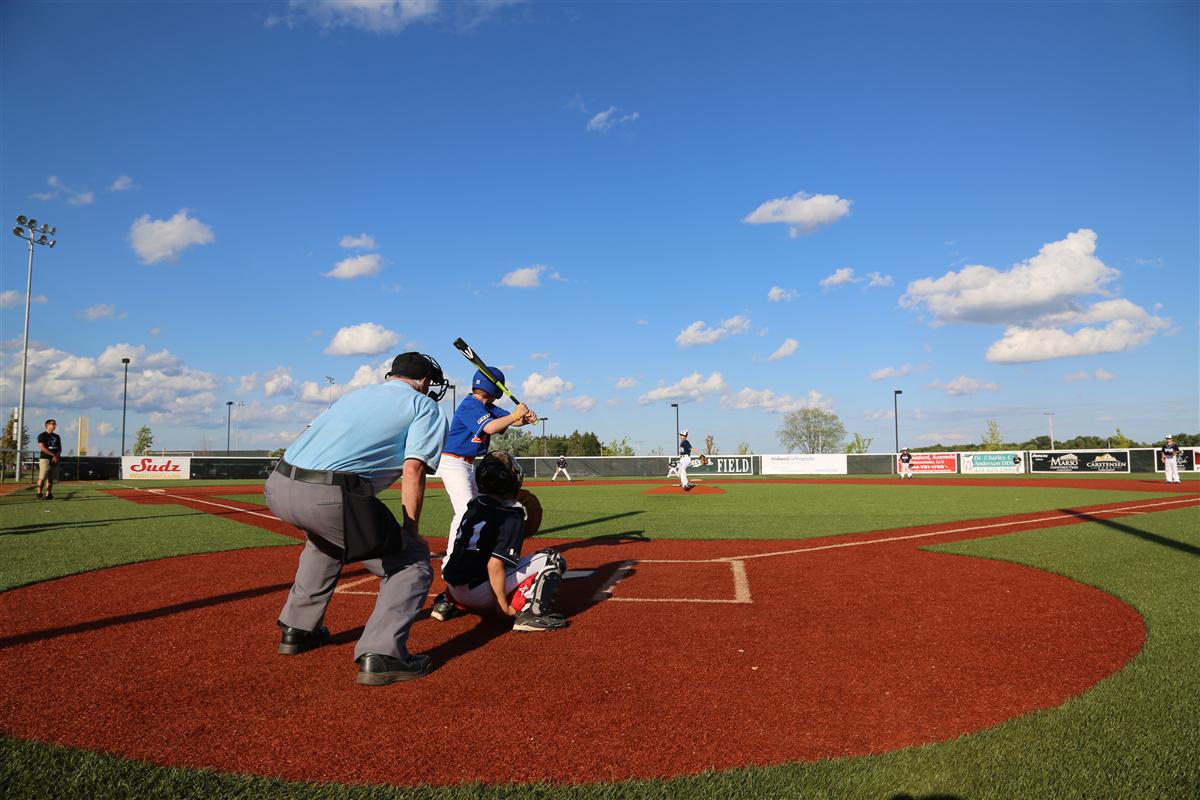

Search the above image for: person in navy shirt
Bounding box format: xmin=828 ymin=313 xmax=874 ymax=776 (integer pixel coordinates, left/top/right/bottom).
xmin=431 ymin=366 xmax=537 ymax=622
xmin=1160 ymin=435 xmax=1182 ymax=484
xmin=677 ymin=429 xmax=696 ymax=491
xmin=36 ymin=419 xmax=62 ymax=500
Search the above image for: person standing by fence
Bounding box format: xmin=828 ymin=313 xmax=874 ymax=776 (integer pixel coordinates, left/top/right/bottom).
xmin=36 ymin=419 xmax=62 ymax=500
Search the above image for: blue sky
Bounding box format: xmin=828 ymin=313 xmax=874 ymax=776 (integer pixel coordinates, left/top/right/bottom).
xmin=2 ymin=1 xmax=1197 ymax=455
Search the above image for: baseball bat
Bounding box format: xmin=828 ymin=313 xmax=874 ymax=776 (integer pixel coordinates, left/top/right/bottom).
xmin=452 ymin=338 xmax=523 ymax=405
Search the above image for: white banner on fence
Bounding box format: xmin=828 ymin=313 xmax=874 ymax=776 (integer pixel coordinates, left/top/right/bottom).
xmin=761 ymin=453 xmax=848 ymax=475
xmin=122 ymin=456 xmax=191 ymax=480
xmin=960 ymin=452 xmax=1024 ymax=474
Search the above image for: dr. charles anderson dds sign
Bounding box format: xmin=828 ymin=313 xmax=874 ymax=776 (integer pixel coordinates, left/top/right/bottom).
xmin=121 ymin=456 xmax=192 ymax=480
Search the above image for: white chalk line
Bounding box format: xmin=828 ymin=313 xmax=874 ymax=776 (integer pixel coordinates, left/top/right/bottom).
xmin=122 ymin=485 xmax=284 ymax=523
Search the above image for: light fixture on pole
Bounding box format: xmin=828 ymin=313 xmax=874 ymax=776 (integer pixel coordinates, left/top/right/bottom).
xmin=226 ymin=401 xmax=234 ymax=455
xmin=893 ymin=389 xmax=903 ymax=454
xmin=1044 ymin=411 xmax=1055 ymax=450
xmin=540 ymin=417 xmax=550 ymax=456
xmin=11 ymin=215 xmax=57 ymax=481
xmin=324 ymin=376 xmax=335 ymax=408
xmin=121 ymin=358 xmax=131 ymax=456
xmin=448 ymin=383 xmax=456 ymax=409
xmin=233 ymin=401 xmax=246 ymax=450
xmin=670 ymin=403 xmax=680 ymax=454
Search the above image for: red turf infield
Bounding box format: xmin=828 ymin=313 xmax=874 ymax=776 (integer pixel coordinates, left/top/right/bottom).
xmin=0 ymin=485 xmax=1195 ymax=787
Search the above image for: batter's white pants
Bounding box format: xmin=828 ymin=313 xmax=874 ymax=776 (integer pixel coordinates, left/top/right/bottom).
xmin=552 ymin=467 xmax=571 ymax=481
xmin=446 ymin=551 xmax=557 ymax=614
xmin=1164 ymin=458 xmax=1180 ymax=483
xmin=439 ymin=455 xmax=478 ymax=566
xmin=678 ymin=454 xmax=692 ymax=487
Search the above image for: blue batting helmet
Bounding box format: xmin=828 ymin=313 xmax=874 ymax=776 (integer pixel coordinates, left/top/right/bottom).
xmin=473 ymin=367 xmax=505 ymax=397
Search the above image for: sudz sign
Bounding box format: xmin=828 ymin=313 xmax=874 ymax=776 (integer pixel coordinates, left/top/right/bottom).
xmin=121 ymin=456 xmax=192 ymax=480
xmin=1030 ymin=450 xmax=1130 ymax=473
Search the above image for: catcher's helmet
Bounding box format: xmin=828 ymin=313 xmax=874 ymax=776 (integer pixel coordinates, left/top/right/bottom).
xmin=473 ymin=367 xmax=505 ymax=398
xmin=475 ymin=451 xmax=523 ymax=498
xmin=387 ymin=352 xmax=449 ymax=402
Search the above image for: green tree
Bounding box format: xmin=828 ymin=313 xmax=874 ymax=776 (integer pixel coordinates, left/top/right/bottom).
xmin=845 ymin=433 xmax=873 ymax=454
xmin=133 ymin=425 xmax=154 ymax=456
xmin=601 ymin=437 xmax=635 ymax=456
xmin=778 ymin=408 xmax=846 ymax=454
xmin=1 ymin=417 xmax=30 ymax=476
xmin=704 ymin=434 xmax=718 ymax=455
xmin=268 ymin=447 xmax=286 ymax=458
xmin=982 ymin=420 xmax=1003 ymax=451
xmin=490 ymin=427 xmax=535 ymax=456
xmin=1111 ymin=428 xmax=1132 ymax=448
xmin=736 ymin=442 xmax=752 ymax=455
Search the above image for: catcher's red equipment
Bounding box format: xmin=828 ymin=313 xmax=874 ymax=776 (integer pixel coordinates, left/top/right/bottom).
xmin=516 ymin=489 xmax=543 ymax=536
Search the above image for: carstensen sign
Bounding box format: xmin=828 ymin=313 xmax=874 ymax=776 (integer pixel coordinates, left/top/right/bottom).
xmin=121 ymin=456 xmax=191 ymax=480
xmin=1030 ymin=450 xmax=1130 ymax=473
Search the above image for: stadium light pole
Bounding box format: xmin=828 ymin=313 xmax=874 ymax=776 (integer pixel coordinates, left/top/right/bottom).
xmin=226 ymin=401 xmax=234 ymax=455
xmin=11 ymin=216 xmax=56 ymax=481
xmin=233 ymin=400 xmax=246 ymax=450
xmin=670 ymin=403 xmax=679 ymax=454
xmin=120 ymin=357 xmax=131 ymax=456
xmin=1044 ymin=411 xmax=1055 ymax=450
xmin=893 ymin=389 xmax=903 ymax=453
xmin=540 ymin=417 xmax=550 ymax=456
xmin=324 ymin=376 xmax=335 ymax=408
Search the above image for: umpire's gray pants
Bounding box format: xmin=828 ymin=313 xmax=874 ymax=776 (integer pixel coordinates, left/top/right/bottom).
xmin=265 ymin=471 xmax=433 ymax=661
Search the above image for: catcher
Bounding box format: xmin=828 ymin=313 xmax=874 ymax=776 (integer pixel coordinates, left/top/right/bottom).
xmin=677 ymin=429 xmax=708 ymax=491
xmin=438 ymin=452 xmax=568 ymax=632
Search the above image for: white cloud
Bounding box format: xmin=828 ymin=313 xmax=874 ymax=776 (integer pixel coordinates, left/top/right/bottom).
xmin=587 ymin=106 xmax=640 ymax=133
xmin=720 ymin=387 xmax=833 ymax=413
xmin=985 ymin=311 xmax=1168 ymax=363
xmin=340 ymin=233 xmax=377 ymax=250
xmin=1 ymin=290 xmax=47 ymax=308
xmin=84 ymin=304 xmax=118 ymax=320
xmin=523 ymin=372 xmax=574 ymax=400
xmin=129 ymin=210 xmax=215 ymax=264
xmin=325 ymin=323 xmax=400 ymax=356
xmin=637 ymin=372 xmax=727 ymax=404
xmin=286 ymin=0 xmax=441 ymax=32
xmin=148 ymin=327 xmax=161 ymax=337
xmin=743 ymin=191 xmax=852 ymax=237
xmin=500 ymin=265 xmax=549 ymax=287
xmin=324 ymin=253 xmax=383 ymax=279
xmin=615 ymin=376 xmax=637 ymax=389
xmin=111 ymin=175 xmax=134 ymax=191
xmin=97 ymin=422 xmax=114 ymax=436
xmin=1064 ymin=370 xmax=1090 ymax=382
xmin=767 ymin=286 xmax=796 ymax=302
xmin=1094 ymin=368 xmax=1117 ymax=381
xmin=866 ymin=271 xmax=893 ymax=287
xmin=864 ymin=409 xmax=895 ymax=421
xmin=240 ymin=367 xmax=295 ymax=398
xmin=901 ymin=229 xmax=1118 ymax=326
xmin=69 ymin=192 xmax=95 ymax=206
xmin=530 ymin=352 xmax=549 ymax=360
xmin=820 ymin=267 xmax=859 ymax=288
xmin=299 ymin=361 xmax=389 ymax=404
xmin=566 ymin=395 xmax=597 ymax=412
xmin=768 ymin=338 xmax=799 ymax=361
xmin=870 ymin=363 xmax=915 ymax=381
xmin=34 ymin=175 xmax=94 ymax=206
xmin=676 ymin=315 xmax=751 ymax=348
xmin=928 ymin=375 xmax=999 ymax=396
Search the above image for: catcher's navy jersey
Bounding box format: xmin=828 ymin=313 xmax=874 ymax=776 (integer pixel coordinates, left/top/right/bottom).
xmin=441 ymin=495 xmax=526 ymax=587
xmin=444 ymin=395 xmax=509 ymax=458
xmin=679 ymin=438 xmax=693 ymax=456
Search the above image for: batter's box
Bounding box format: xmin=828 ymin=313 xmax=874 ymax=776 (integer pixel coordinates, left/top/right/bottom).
xmin=593 ymin=559 xmax=751 ymax=604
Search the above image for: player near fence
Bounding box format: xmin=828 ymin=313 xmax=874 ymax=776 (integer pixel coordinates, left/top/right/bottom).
xmin=1160 ymin=435 xmax=1182 ymax=484
xmin=552 ymin=454 xmax=572 ymax=482
xmin=440 ymin=451 xmax=568 ymax=631
xmin=899 ymin=448 xmax=913 ymax=479
xmin=36 ymin=419 xmax=62 ymax=500
xmin=431 ymin=367 xmax=537 ymax=621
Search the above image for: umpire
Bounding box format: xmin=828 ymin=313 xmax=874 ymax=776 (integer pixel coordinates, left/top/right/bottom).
xmin=267 ymin=352 xmax=450 ymax=685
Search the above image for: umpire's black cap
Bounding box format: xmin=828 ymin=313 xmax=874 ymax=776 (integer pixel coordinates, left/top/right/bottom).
xmin=387 ymin=352 xmax=442 ymax=381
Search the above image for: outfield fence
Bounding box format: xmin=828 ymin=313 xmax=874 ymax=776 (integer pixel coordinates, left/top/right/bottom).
xmin=1 ymin=448 xmax=1194 ymax=482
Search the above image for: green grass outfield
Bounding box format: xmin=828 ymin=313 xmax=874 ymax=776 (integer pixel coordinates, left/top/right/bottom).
xmin=1 ymin=480 xmax=1197 ymax=799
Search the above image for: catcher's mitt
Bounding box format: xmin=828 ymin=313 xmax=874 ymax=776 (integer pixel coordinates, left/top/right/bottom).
xmin=515 ymin=489 xmax=543 ymax=536
xmin=697 ymin=454 xmax=710 ymax=466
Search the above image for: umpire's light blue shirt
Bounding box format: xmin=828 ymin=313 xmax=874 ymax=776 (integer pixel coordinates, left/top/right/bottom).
xmin=283 ymin=380 xmax=449 ymax=494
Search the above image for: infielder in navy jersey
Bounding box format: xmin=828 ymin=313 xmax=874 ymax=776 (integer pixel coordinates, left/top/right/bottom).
xmin=1160 ymin=435 xmax=1182 ymax=484
xmin=431 ymin=366 xmax=537 ymax=621
xmin=899 ymin=448 xmax=913 ymax=479
xmin=440 ymin=452 xmax=568 ymax=632
xmin=552 ymin=454 xmax=571 ymax=481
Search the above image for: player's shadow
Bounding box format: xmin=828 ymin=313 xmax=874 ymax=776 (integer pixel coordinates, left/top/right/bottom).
xmin=1063 ymin=508 xmax=1199 ymax=557
xmin=0 ymin=511 xmax=213 ymax=536
xmin=889 ymin=793 xmax=967 ymax=800
xmin=532 ymin=510 xmax=645 ymax=537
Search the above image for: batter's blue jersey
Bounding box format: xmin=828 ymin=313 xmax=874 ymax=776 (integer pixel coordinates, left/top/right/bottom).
xmin=444 ymin=395 xmax=509 ymax=458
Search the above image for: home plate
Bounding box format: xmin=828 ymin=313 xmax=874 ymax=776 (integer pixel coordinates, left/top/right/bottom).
xmin=563 ymin=569 xmax=595 ymax=580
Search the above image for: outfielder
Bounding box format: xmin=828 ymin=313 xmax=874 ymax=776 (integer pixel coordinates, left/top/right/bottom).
xmin=1160 ymin=435 xmax=1182 ymax=484
xmin=441 ymin=452 xmax=568 ymax=632
xmin=431 ymin=366 xmax=536 ymax=621
xmin=552 ymin=454 xmax=572 ymax=481
xmin=899 ymin=448 xmax=913 ymax=479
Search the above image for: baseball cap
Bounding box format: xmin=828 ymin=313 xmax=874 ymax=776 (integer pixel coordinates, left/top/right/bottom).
xmin=388 ymin=352 xmax=438 ymax=380
xmin=473 ymin=367 xmax=505 ymax=396
xmin=1165 ymin=434 xmax=1174 ymax=439
xmin=679 ymin=428 xmax=688 ymax=436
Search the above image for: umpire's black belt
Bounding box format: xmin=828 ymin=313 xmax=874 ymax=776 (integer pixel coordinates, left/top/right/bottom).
xmin=275 ymin=459 xmax=356 ymax=487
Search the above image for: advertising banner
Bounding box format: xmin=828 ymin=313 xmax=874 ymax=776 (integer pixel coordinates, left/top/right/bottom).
xmin=900 ymin=452 xmax=958 ymax=473
xmin=960 ymin=452 xmax=1024 ymax=474
xmin=1154 ymin=448 xmax=1197 ymax=473
xmin=121 ymin=456 xmax=191 ymax=480
xmin=1030 ymin=450 xmax=1130 ymax=473
xmin=667 ymin=456 xmax=755 ymax=475
xmin=761 ymin=453 xmax=847 ymax=475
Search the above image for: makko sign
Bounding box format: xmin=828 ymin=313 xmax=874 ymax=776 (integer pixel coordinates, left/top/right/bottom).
xmin=121 ymin=456 xmax=191 ymax=480
xmin=1030 ymin=450 xmax=1130 ymax=473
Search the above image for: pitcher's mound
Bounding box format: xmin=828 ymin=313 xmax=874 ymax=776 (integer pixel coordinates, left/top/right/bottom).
xmin=644 ymin=485 xmax=725 ymax=495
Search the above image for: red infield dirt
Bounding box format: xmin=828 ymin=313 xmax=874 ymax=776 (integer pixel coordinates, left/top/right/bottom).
xmin=0 ymin=484 xmax=1195 ymax=788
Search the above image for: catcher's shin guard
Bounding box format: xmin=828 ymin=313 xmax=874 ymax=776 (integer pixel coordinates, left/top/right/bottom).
xmin=530 ymin=549 xmax=566 ymax=616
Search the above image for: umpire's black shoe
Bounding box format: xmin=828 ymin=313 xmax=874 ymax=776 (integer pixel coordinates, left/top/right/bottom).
xmin=355 ymin=653 xmax=433 ymax=685
xmin=277 ymin=620 xmax=332 ymax=655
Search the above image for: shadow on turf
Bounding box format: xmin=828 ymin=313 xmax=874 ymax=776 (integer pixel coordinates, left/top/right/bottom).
xmin=0 ymin=511 xmax=207 ymax=536
xmin=1065 ymin=508 xmax=1200 ymax=557
xmin=533 ymin=510 xmax=645 ymax=536
xmin=889 ymin=794 xmax=966 ymax=800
